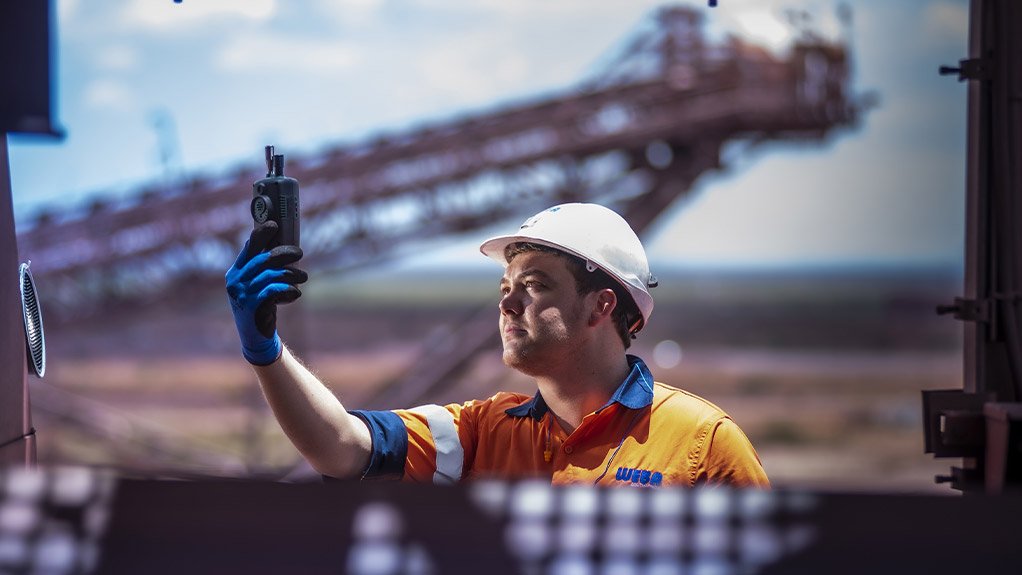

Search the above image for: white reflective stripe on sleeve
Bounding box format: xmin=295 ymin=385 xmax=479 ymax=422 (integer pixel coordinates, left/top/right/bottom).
xmin=408 ymin=404 xmax=464 ymax=484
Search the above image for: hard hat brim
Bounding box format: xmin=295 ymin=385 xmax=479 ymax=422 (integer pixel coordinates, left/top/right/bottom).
xmin=479 ymin=233 xmax=654 ymax=331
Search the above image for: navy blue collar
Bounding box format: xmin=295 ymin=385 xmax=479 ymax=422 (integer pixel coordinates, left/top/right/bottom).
xmin=505 ymin=355 xmax=655 ymax=420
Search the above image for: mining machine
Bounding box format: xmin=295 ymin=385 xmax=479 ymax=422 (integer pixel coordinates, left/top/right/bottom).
xmin=15 ymin=6 xmax=860 ymax=325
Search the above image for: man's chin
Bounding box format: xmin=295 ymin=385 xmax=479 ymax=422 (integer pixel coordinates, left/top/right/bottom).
xmin=501 ymin=346 xmax=526 ymax=368
xmin=502 ymin=347 xmax=543 ymax=376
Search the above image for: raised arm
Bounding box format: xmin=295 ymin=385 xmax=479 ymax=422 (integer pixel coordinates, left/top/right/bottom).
xmin=253 ymin=346 xmax=371 ymax=478
xmin=226 ymin=221 xmax=371 ymax=478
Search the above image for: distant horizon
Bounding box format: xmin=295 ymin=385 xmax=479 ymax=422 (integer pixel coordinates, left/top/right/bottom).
xmin=332 ymin=254 xmax=966 ymax=282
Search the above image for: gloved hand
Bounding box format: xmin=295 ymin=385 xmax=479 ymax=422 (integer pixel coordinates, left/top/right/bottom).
xmin=226 ymin=221 xmax=308 ymax=365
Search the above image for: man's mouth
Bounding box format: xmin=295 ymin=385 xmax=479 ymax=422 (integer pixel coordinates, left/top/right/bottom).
xmin=503 ymin=324 xmax=526 ymax=336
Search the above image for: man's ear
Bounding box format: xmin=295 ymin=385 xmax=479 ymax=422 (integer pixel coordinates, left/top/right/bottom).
xmin=589 ymin=289 xmax=617 ymax=326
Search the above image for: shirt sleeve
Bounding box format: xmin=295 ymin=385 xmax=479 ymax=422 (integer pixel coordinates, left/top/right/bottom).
xmin=696 ymin=417 xmax=771 ymax=488
xmin=351 ymin=401 xmax=480 ymax=484
xmin=349 ymin=410 xmax=408 ymax=480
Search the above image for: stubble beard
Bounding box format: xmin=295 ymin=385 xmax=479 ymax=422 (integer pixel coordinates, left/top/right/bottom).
xmin=500 ymin=297 xmax=587 ymax=376
xmin=500 ymin=320 xmax=577 ymax=377
xmin=501 ymin=334 xmax=535 ymax=374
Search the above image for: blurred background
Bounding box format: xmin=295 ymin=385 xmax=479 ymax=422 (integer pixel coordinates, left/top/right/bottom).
xmin=7 ymin=0 xmax=968 ymax=491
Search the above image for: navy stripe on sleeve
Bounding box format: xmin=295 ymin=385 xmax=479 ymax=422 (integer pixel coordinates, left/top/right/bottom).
xmin=349 ymin=410 xmax=408 ymax=480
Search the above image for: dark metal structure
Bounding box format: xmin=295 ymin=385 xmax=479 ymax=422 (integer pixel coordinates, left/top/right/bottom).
xmin=0 ymin=0 xmax=59 ymax=467
xmin=5 ymin=465 xmax=1022 ymax=575
xmin=925 ymin=0 xmax=1022 ymax=493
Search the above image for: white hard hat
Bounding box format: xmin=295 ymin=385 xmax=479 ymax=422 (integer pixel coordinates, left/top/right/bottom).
xmin=479 ymin=203 xmax=657 ymax=332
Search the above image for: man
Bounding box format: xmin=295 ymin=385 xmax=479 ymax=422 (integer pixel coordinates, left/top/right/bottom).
xmin=226 ymin=203 xmax=769 ymax=487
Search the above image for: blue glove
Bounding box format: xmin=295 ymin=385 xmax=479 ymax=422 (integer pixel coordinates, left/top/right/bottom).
xmin=226 ymin=221 xmax=308 ymax=365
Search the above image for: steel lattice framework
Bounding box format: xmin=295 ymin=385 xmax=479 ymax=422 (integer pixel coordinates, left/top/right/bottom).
xmin=18 ymin=7 xmax=861 ymax=323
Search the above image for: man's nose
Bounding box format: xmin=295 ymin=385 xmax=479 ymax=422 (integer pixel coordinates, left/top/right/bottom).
xmin=499 ymin=290 xmax=522 ymax=316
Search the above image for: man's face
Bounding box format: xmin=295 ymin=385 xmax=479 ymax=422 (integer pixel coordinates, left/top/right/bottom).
xmin=498 ymin=250 xmax=590 ymax=375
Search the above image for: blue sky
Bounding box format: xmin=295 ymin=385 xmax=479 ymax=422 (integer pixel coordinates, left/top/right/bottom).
xmin=7 ymin=0 xmax=970 ymax=270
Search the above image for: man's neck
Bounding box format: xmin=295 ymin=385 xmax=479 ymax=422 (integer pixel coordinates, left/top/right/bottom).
xmin=536 ymin=354 xmax=631 ymax=434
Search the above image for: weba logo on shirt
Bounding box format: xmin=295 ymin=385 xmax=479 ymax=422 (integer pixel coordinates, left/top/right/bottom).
xmin=614 ymin=467 xmax=663 ymax=487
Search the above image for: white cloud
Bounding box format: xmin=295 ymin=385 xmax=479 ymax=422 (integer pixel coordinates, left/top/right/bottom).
xmin=313 ymin=0 xmax=386 ymax=27
xmin=217 ymin=34 xmax=359 ymax=74
xmin=415 ymin=36 xmax=532 ymax=103
xmin=95 ymin=45 xmax=139 ymax=71
xmin=706 ymin=0 xmax=844 ymax=51
xmin=123 ymin=0 xmax=276 ymax=31
xmin=84 ymin=79 xmax=136 ymax=110
xmin=410 ymin=0 xmax=662 ymax=21
xmin=923 ymin=1 xmax=969 ymax=44
xmin=57 ymin=0 xmax=81 ymax=23
xmin=732 ymin=10 xmax=796 ymax=52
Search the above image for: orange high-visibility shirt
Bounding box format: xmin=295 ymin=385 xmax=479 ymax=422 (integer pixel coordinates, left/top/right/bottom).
xmin=351 ymin=356 xmax=769 ymax=488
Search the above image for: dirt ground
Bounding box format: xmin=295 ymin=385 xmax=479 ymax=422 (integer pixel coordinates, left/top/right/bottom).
xmin=30 ymin=266 xmax=965 ymax=493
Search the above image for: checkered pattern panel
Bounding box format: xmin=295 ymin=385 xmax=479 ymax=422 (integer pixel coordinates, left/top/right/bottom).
xmin=469 ymin=481 xmax=816 ymax=575
xmin=0 ymin=467 xmax=116 ymax=575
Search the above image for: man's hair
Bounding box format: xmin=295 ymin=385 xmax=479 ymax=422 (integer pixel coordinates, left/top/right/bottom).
xmin=504 ymin=242 xmax=642 ymax=349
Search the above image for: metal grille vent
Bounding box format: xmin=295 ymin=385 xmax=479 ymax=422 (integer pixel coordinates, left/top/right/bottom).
xmin=19 ymin=262 xmax=45 ymax=377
